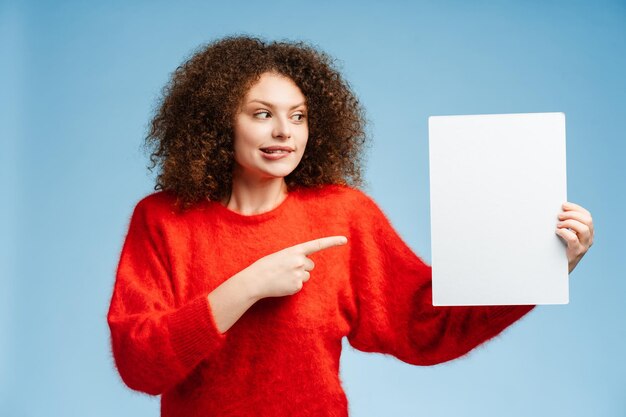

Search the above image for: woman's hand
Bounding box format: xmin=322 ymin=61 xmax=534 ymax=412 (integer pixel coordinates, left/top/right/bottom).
xmin=238 ymin=236 xmax=348 ymax=300
xmin=555 ymin=202 xmax=594 ymax=273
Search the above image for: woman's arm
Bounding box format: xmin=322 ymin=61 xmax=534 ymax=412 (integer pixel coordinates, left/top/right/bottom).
xmin=346 ymin=192 xmax=594 ymax=365
xmin=346 ymin=191 xmax=535 ymax=365
xmin=210 ymin=236 xmax=348 ymax=333
xmin=108 ymin=201 xmax=227 ymax=395
xmin=207 ymin=272 xmax=259 ymax=333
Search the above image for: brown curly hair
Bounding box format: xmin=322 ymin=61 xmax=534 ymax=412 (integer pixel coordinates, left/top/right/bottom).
xmin=145 ymin=35 xmax=370 ymax=210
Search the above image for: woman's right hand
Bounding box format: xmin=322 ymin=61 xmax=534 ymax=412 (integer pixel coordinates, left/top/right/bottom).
xmin=239 ymin=236 xmax=348 ymax=300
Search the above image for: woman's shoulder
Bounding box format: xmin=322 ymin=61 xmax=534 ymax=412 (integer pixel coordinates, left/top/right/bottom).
xmin=134 ymin=190 xmax=176 ymax=209
xmin=130 ymin=190 xmax=182 ymax=223
xmin=293 ymin=184 xmax=381 ymax=220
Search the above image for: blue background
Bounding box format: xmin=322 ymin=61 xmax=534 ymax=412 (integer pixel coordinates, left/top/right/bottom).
xmin=2 ymin=1 xmax=625 ymax=416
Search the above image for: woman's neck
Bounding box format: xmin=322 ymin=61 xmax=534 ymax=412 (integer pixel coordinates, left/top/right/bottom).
xmin=223 ymin=174 xmax=288 ymax=215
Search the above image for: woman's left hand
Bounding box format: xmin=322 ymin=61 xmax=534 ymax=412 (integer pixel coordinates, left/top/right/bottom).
xmin=555 ymin=202 xmax=594 ymax=273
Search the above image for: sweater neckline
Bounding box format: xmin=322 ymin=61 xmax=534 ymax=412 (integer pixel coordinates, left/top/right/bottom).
xmin=211 ymin=190 xmax=294 ymax=223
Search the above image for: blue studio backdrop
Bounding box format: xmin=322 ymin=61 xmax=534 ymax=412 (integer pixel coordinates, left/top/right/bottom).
xmin=1 ymin=1 xmax=625 ymax=416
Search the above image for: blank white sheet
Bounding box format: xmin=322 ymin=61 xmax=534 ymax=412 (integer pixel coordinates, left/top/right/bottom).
xmin=428 ymin=112 xmax=569 ymax=306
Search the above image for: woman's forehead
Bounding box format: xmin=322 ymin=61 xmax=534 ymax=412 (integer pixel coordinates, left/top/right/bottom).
xmin=243 ymin=72 xmax=306 ymax=107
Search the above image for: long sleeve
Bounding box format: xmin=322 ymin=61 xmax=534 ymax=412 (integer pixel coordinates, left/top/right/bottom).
xmin=346 ymin=192 xmax=534 ymax=366
xmin=107 ymin=199 xmax=227 ymax=395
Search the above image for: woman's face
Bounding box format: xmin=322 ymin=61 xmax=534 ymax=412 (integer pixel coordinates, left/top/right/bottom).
xmin=232 ymin=72 xmax=309 ymax=183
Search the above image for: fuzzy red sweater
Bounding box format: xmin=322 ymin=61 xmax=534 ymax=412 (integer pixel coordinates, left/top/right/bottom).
xmin=107 ymin=184 xmax=534 ymax=416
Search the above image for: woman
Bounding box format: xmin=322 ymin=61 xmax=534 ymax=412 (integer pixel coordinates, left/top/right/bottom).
xmin=107 ymin=35 xmax=594 ymax=416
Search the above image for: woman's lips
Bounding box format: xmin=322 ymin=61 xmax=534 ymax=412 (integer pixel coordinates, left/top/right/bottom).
xmin=260 ymin=146 xmax=294 ymax=160
xmin=260 ymin=149 xmax=292 ymax=160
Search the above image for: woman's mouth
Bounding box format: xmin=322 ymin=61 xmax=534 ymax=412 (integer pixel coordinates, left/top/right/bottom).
xmin=261 ymin=149 xmax=290 ymax=154
xmin=260 ymin=146 xmax=294 ymax=153
xmin=260 ymin=146 xmax=294 ymax=160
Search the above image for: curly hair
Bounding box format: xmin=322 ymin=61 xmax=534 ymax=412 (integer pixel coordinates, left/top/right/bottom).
xmin=145 ymin=35 xmax=370 ymax=210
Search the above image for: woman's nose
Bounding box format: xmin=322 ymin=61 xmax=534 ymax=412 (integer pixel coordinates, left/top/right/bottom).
xmin=272 ymin=116 xmax=292 ymax=139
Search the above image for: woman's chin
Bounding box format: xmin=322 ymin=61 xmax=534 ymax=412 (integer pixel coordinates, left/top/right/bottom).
xmin=258 ymin=163 xmax=299 ymax=179
xmin=242 ymin=168 xmax=298 ymax=182
xmin=263 ymin=169 xmax=296 ymax=180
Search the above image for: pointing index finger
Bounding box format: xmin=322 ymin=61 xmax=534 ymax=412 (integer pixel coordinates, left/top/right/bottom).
xmin=296 ymin=236 xmax=348 ymax=255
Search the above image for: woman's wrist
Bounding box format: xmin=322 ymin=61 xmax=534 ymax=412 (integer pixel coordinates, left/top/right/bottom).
xmin=235 ymin=270 xmax=264 ymax=302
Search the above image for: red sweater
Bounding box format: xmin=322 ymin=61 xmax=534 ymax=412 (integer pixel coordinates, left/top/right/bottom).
xmin=107 ymin=184 xmax=534 ymax=416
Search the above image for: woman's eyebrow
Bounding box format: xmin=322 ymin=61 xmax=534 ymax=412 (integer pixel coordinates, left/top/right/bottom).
xmin=247 ymin=99 xmax=306 ymax=110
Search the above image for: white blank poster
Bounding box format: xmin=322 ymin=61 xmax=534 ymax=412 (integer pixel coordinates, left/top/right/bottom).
xmin=428 ymin=112 xmax=569 ymax=306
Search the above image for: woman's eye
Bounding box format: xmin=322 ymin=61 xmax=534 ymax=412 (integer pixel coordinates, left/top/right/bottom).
xmin=253 ymin=111 xmax=305 ymax=121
